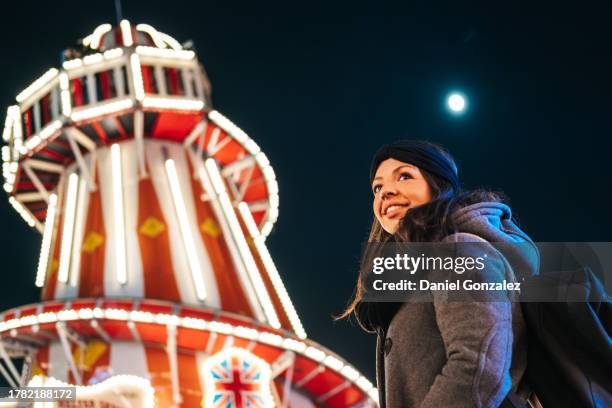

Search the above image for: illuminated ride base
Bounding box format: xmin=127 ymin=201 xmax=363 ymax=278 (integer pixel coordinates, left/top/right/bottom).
xmin=0 ymin=22 xmax=378 ymax=407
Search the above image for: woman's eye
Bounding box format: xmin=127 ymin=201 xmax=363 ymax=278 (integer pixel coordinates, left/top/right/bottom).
xmin=399 ymin=172 xmax=412 ymax=181
xmin=372 ymin=185 xmax=381 ymax=194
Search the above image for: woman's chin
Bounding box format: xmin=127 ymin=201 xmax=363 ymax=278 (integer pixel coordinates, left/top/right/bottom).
xmin=383 ymin=221 xmax=400 ymax=235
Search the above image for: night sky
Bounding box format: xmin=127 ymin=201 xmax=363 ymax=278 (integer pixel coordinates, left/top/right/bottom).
xmin=1 ymin=1 xmax=611 ymax=381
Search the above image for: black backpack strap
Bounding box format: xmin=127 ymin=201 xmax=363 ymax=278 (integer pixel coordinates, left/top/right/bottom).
xmin=500 ymin=391 xmax=530 ymax=408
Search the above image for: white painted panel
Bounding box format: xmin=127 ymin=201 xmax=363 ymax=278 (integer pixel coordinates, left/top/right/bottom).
xmin=146 ymin=141 xmax=198 ymax=305
xmin=109 ymin=341 xmax=148 ymax=377
xmin=288 ymin=388 xmax=317 ymax=408
xmin=166 ymin=143 xmax=220 ymax=308
xmin=99 ymin=142 xmax=144 ymax=297
xmin=47 ymin=341 xmax=68 ymax=382
xmin=54 ymin=165 xmax=80 ymax=300
xmin=190 ymin=152 xmax=266 ymax=322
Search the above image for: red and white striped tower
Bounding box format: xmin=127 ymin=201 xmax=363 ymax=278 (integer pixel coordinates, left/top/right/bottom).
xmin=1 ymin=21 xmax=378 ymax=407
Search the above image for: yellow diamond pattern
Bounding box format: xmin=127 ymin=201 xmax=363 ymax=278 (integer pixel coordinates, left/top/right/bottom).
xmin=201 ymin=218 xmax=221 ymax=238
xmin=31 ymin=365 xmax=44 ymax=376
xmin=82 ymin=232 xmax=104 ymax=253
xmin=139 ymin=217 xmax=166 ymax=238
xmin=73 ymin=340 xmax=108 ymax=370
xmin=50 ymin=258 xmax=59 ymax=274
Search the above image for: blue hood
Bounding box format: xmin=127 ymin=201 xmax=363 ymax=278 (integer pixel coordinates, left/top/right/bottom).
xmin=451 ymin=201 xmax=540 ymax=279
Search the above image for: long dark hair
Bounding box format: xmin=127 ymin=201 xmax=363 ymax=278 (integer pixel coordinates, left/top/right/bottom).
xmin=336 ymin=142 xmax=506 ymax=330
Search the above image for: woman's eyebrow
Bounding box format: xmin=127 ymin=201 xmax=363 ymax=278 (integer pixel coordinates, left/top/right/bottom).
xmin=373 ymin=165 xmax=415 ymax=182
xmin=393 ymin=165 xmax=415 ymax=173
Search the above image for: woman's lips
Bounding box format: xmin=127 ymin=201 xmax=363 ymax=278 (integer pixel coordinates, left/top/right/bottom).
xmin=384 ymin=204 xmax=408 ymax=219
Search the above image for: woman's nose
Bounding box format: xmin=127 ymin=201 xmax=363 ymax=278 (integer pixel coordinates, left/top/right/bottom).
xmin=380 ymin=185 xmax=397 ymax=199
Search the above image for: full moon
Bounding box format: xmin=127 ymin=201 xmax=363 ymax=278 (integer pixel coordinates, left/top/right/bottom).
xmin=447 ymin=93 xmax=466 ymax=113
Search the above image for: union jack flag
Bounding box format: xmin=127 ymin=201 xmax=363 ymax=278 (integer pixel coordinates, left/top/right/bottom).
xmin=204 ymin=348 xmax=273 ymax=408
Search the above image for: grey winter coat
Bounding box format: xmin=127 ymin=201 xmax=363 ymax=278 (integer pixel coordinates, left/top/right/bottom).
xmin=376 ymin=202 xmax=540 ymax=408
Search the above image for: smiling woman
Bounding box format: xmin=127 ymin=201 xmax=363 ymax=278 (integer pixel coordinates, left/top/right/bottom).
xmin=371 ymin=159 xmax=433 ymax=234
xmin=337 ymin=140 xmax=540 ymax=408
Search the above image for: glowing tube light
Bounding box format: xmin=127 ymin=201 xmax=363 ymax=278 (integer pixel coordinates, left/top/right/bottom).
xmin=1 ymin=146 xmax=9 ymax=162
xmin=24 ymin=136 xmax=41 ymax=152
xmin=35 ymin=194 xmax=58 ymax=287
xmin=324 ymin=355 xmax=344 ymax=371
xmin=209 ymin=110 xmax=248 ymax=143
xmin=39 ymin=119 xmax=63 ymax=141
xmin=9 ymin=106 xmax=23 ymax=161
xmin=70 ymin=97 xmax=134 ymax=122
xmin=201 ymin=159 xmax=280 ymax=329
xmin=165 ymin=159 xmax=207 ymax=301
xmin=238 ymin=202 xmax=307 ymax=338
xmin=120 ymin=20 xmax=133 ymax=47
xmin=59 ymin=73 xmax=72 ymax=116
xmin=62 ymin=48 xmax=124 ymax=70
xmin=23 ymin=119 xmax=62 ymax=154
xmin=62 ymin=59 xmax=83 ymax=70
xmin=111 ymin=144 xmax=127 ymax=285
xmin=304 ymin=346 xmax=325 ymax=362
xmin=135 ymin=46 xmax=195 ymax=60
xmin=159 ymin=33 xmax=182 ymax=50
xmin=83 ymin=53 xmax=103 ymax=65
xmin=58 ymin=173 xmax=79 ymax=283
xmin=130 ymin=54 xmax=145 ymax=101
xmin=2 ymin=110 xmax=13 ymax=142
xmin=357 ymin=376 xmax=374 ymax=392
xmin=368 ymin=388 xmax=379 ymax=403
xmin=87 ymin=23 xmax=112 ymax=49
xmin=4 ymin=106 xmax=21 ymax=161
xmin=142 ymin=97 xmax=204 ymax=111
xmin=136 ymin=24 xmax=167 ymax=48
xmin=103 ymin=48 xmax=124 ymax=60
xmin=69 ymin=177 xmax=88 ymax=287
xmin=341 ymin=365 xmax=360 ymax=381
xmin=16 ymin=68 xmax=59 ymax=103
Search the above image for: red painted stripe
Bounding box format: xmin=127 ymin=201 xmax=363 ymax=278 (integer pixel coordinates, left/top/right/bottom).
xmin=100 ymin=71 xmax=111 ymax=100
xmin=114 ymin=117 xmax=127 ymax=139
xmin=36 ymin=147 xmax=65 ymax=162
xmin=167 ymin=68 xmax=179 ymax=95
xmin=178 ymin=353 xmax=202 ymax=406
xmin=80 ymin=340 xmax=111 ymax=385
xmin=78 ymin=171 xmax=106 ymax=298
xmin=144 ymin=345 xmax=174 ymax=406
xmin=33 ymin=345 xmax=49 ymax=376
xmin=91 ymin=121 xmax=108 ymax=144
xmin=41 ymin=95 xmax=50 ymax=126
xmin=16 ymin=181 xmax=57 ymax=191
xmin=138 ymin=174 xmax=181 ymax=302
xmin=141 ymin=65 xmax=153 ymax=93
xmin=72 ymin=78 xmax=83 ymax=107
xmin=151 ymin=111 xmax=201 ymax=142
xmin=188 ymin=160 xmax=257 ymax=318
xmin=24 ymin=109 xmax=32 ymax=138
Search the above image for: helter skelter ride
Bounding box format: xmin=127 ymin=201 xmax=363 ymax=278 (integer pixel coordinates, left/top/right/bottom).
xmin=0 ymin=21 xmax=379 ymax=407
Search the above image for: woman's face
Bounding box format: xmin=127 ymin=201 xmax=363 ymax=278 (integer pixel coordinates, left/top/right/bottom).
xmin=372 ymin=158 xmax=433 ymax=234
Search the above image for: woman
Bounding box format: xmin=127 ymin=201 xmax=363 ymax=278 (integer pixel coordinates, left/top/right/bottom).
xmin=340 ymin=140 xmax=539 ymax=408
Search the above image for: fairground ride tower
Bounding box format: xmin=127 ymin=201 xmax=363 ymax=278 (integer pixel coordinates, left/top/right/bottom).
xmin=0 ymin=21 xmax=378 ymax=407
